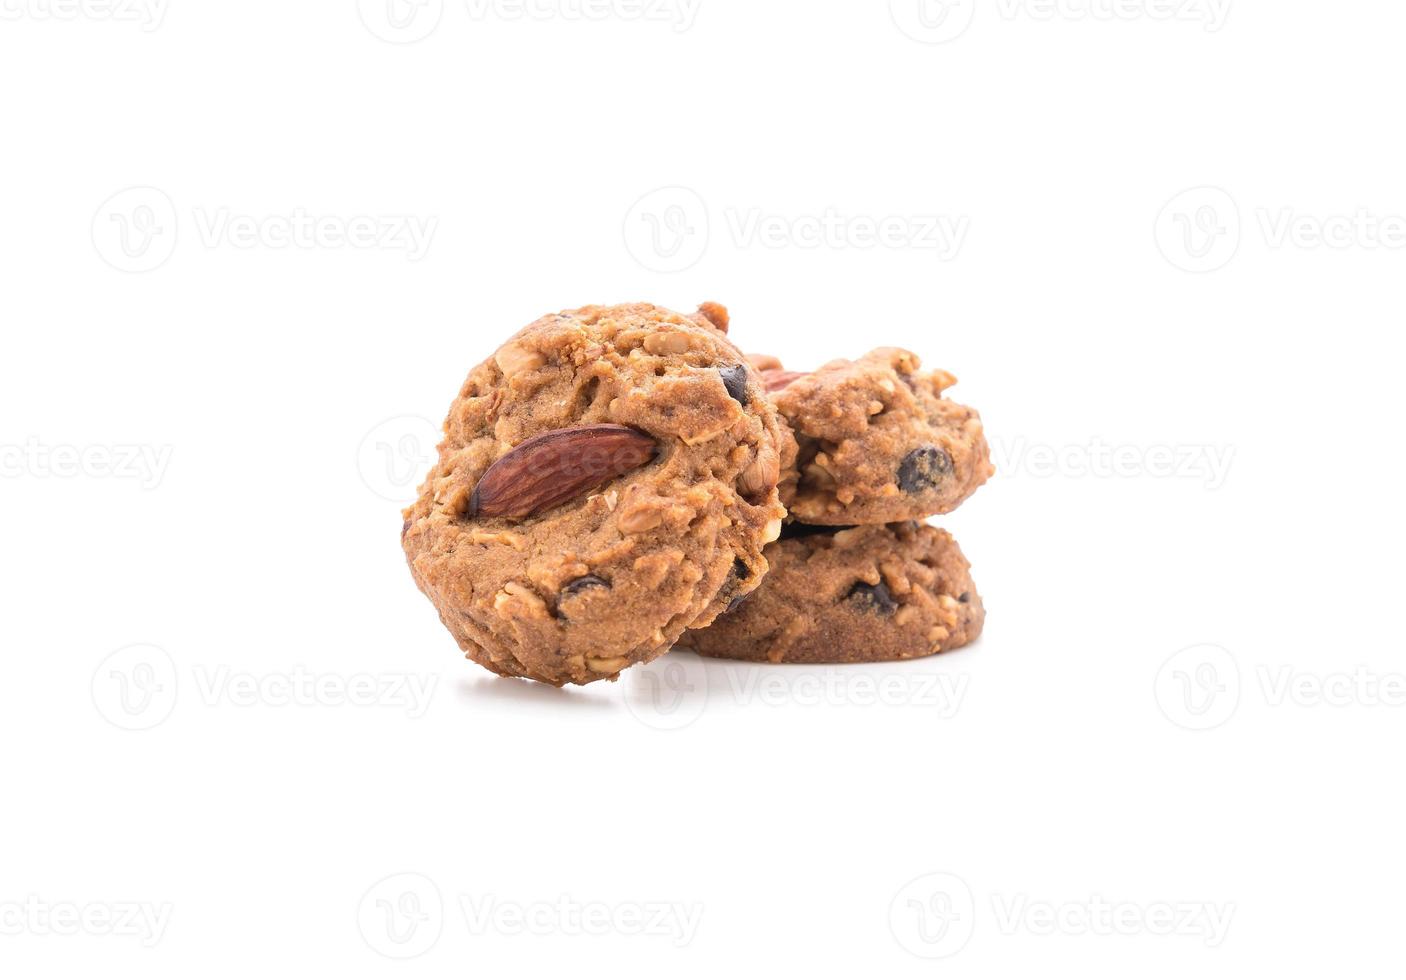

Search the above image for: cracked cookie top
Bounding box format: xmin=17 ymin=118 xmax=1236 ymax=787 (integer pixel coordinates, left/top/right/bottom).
xmin=402 ymin=302 xmax=787 ymax=686
xmin=755 ymin=347 xmax=993 ymax=524
xmin=682 ymin=521 xmax=984 ymax=664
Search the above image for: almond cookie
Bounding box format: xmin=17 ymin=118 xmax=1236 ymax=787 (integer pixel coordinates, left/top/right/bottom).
xmin=681 ymin=522 xmax=983 ymax=663
xmin=402 ymin=302 xmax=787 ymax=686
xmin=753 ymin=348 xmax=993 ymax=524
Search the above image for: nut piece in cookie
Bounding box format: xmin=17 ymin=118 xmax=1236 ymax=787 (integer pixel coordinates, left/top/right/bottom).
xmin=681 ymin=522 xmax=984 ymax=664
xmin=401 ymin=302 xmax=789 ymax=686
xmin=756 ymin=348 xmax=993 ymax=524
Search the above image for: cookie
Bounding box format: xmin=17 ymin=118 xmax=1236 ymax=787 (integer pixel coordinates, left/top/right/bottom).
xmin=752 ymin=348 xmax=993 ymax=525
xmin=402 ymin=302 xmax=788 ymax=686
xmin=681 ymin=522 xmax=983 ymax=663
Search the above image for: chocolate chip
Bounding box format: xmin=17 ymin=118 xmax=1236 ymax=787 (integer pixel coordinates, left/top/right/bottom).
xmin=561 ymin=575 xmax=609 ymax=596
xmin=846 ymin=581 xmax=897 ymax=615
xmin=401 ymin=519 xmax=411 ymax=538
xmin=779 ymin=522 xmax=853 ymax=541
xmin=556 ymin=575 xmax=610 ymax=621
xmin=723 ymin=557 xmax=754 ymax=614
xmin=719 ymin=365 xmax=750 ymax=406
xmin=897 ymin=446 xmax=953 ymax=493
xmin=958 ymin=591 xmax=970 ymax=604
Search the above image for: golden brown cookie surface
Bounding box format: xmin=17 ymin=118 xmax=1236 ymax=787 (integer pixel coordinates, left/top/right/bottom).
xmin=681 ymin=522 xmax=983 ymax=663
xmin=756 ymin=348 xmax=993 ymax=524
xmin=402 ymin=302 xmax=787 ymax=686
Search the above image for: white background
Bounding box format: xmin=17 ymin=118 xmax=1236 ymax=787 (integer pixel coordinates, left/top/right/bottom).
xmin=2 ymin=1 xmax=1403 ymax=975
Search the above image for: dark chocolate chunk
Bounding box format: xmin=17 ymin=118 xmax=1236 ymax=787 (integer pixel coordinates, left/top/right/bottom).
xmin=846 ymin=580 xmax=897 ymax=615
xmin=561 ymin=575 xmax=609 ymax=597
xmin=779 ymin=522 xmax=853 ymax=541
xmin=958 ymin=591 xmax=970 ymax=604
xmin=719 ymin=365 xmax=750 ymax=406
xmin=897 ymin=446 xmax=953 ymax=493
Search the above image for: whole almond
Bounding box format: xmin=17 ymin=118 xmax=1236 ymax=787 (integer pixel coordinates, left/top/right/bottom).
xmin=761 ymin=369 xmax=806 ymax=393
xmin=469 ymin=424 xmax=658 ymax=520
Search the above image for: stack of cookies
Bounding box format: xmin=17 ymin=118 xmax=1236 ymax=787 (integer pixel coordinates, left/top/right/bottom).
xmin=401 ymin=302 xmax=992 ymax=686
